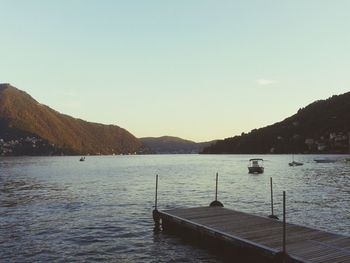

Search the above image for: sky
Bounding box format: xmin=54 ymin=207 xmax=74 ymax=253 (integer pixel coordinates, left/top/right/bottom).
xmin=1 ymin=1 xmax=350 ymax=142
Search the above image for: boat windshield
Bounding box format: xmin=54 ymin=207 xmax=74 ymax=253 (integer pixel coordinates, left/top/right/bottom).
xmin=249 ymin=159 xmax=263 ymax=166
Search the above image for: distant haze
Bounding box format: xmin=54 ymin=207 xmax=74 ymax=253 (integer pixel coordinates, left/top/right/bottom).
xmin=1 ymin=1 xmax=350 ymax=141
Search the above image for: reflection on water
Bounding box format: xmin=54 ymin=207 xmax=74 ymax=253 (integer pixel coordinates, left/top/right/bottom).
xmin=0 ymin=177 xmax=69 ymax=208
xmin=0 ymin=155 xmax=349 ymax=262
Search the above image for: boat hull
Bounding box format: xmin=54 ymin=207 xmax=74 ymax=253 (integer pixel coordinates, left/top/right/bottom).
xmin=289 ymin=161 xmax=303 ymax=166
xmin=314 ymin=159 xmax=336 ymax=163
xmin=248 ymin=166 xmax=264 ymax=174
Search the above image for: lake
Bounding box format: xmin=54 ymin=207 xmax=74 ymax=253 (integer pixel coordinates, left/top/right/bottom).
xmin=0 ymin=154 xmax=349 ymax=262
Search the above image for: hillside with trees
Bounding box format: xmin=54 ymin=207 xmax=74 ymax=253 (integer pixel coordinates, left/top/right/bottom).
xmin=202 ymin=92 xmax=350 ymax=154
xmin=0 ymin=83 xmax=146 ymax=155
xmin=140 ymin=136 xmax=215 ymax=154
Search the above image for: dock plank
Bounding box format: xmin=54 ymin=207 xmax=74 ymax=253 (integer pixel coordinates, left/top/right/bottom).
xmin=158 ymin=206 xmax=350 ymax=263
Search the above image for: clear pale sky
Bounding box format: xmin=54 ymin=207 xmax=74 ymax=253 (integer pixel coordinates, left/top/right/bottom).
xmin=1 ymin=1 xmax=349 ymax=142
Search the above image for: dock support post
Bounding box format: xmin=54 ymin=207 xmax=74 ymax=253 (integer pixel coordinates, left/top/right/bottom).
xmin=209 ymin=172 xmax=223 ymax=207
xmin=283 ymin=191 xmax=286 ymax=256
xmin=273 ymin=191 xmax=290 ymax=263
xmin=215 ymin=172 xmax=218 ymax=201
xmin=155 ymin=174 xmax=158 ymax=210
xmin=268 ymin=177 xmax=279 ymax=219
xmin=152 ymin=174 xmax=161 ymax=229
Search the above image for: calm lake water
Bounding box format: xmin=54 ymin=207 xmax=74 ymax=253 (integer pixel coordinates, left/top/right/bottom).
xmin=0 ymin=155 xmax=349 ymax=262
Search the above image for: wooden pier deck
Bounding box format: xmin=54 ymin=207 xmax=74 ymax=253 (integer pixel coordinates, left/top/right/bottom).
xmin=158 ymin=206 xmax=350 ymax=263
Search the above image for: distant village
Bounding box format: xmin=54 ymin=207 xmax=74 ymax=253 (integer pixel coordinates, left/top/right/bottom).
xmin=0 ymin=136 xmax=141 ymax=156
xmin=0 ymin=136 xmax=58 ymax=156
xmin=1 ymin=131 xmax=350 ymax=156
xmin=305 ymin=132 xmax=350 ymax=153
xmin=270 ymin=131 xmax=350 ymax=154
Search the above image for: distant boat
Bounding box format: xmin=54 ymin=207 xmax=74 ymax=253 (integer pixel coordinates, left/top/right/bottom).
xmin=289 ymin=154 xmax=303 ymax=166
xmin=79 ymin=157 xmax=85 ymax=162
xmin=314 ymin=158 xmax=336 ymax=163
xmin=289 ymin=161 xmax=304 ymax=166
xmin=248 ymin=158 xmax=264 ymax=174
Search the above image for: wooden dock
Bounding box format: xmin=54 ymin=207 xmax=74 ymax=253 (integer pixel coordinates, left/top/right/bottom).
xmin=157 ymin=206 xmax=350 ymax=263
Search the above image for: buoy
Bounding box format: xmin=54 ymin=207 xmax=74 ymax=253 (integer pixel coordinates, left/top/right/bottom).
xmin=209 ymin=200 xmax=224 ymax=207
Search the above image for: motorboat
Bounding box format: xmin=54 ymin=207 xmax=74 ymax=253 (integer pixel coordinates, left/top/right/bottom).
xmin=79 ymin=157 xmax=85 ymax=162
xmin=248 ymin=158 xmax=264 ymax=174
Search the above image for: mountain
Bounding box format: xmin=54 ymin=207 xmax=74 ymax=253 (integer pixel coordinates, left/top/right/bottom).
xmin=140 ymin=136 xmax=215 ymax=154
xmin=202 ymin=92 xmax=350 ymax=154
xmin=0 ymin=83 xmax=146 ymax=155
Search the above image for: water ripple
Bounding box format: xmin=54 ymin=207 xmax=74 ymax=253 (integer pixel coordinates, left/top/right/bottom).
xmin=0 ymin=155 xmax=349 ymax=262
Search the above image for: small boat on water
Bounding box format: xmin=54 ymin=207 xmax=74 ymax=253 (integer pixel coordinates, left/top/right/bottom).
xmin=314 ymin=158 xmax=336 ymax=163
xmin=79 ymin=157 xmax=85 ymax=162
xmin=289 ymin=154 xmax=303 ymax=166
xmin=248 ymin=158 xmax=264 ymax=174
xmin=289 ymin=161 xmax=304 ymax=166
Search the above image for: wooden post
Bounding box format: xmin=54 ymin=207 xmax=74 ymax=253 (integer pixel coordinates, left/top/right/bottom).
xmin=155 ymin=174 xmax=158 ymax=210
xmin=270 ymin=177 xmax=274 ymax=215
xmin=209 ymin=172 xmax=223 ymax=207
xmin=215 ymin=172 xmax=218 ymax=201
xmin=283 ymin=191 xmax=286 ymax=255
xmin=152 ymin=174 xmax=160 ymax=229
xmin=268 ymin=177 xmax=278 ymax=219
xmin=274 ymin=191 xmax=288 ymax=262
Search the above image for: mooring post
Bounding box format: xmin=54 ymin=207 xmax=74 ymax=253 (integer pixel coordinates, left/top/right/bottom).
xmin=209 ymin=172 xmax=223 ymax=207
xmin=215 ymin=172 xmax=218 ymax=201
xmin=271 ymin=177 xmax=273 ymax=215
xmin=152 ymin=174 xmax=161 ymax=229
xmin=268 ymin=177 xmax=279 ymax=219
xmin=283 ymin=191 xmax=286 ymax=252
xmin=273 ymin=190 xmax=288 ymax=263
xmin=155 ymin=174 xmax=158 ymax=210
